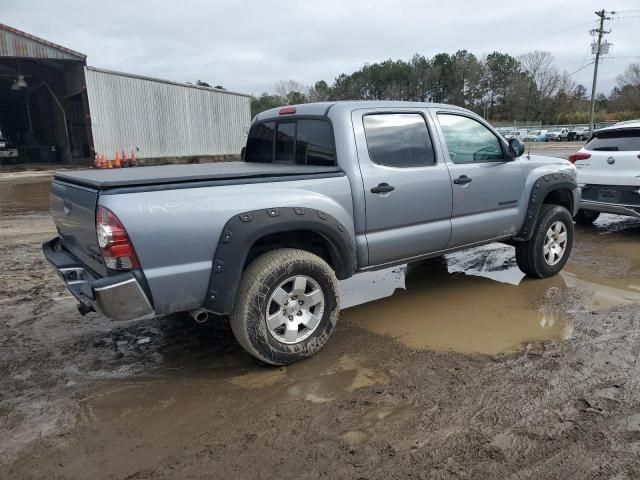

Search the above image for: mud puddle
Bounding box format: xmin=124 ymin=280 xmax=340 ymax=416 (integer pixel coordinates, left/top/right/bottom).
xmin=340 ymin=235 xmax=640 ymax=354
xmin=84 ymin=350 xmax=390 ymax=440
xmin=0 ymin=177 xmax=51 ymax=214
xmin=341 ymin=253 xmax=571 ymax=354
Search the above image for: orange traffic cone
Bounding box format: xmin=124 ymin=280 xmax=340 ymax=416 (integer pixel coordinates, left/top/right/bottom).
xmin=121 ymin=149 xmax=126 ymax=168
xmin=106 ymin=155 xmax=113 ymax=169
xmin=130 ymin=150 xmax=138 ymax=167
xmin=114 ymin=151 xmax=121 ymax=168
xmin=100 ymin=154 xmax=107 ymax=169
xmin=94 ymin=153 xmax=100 ymax=169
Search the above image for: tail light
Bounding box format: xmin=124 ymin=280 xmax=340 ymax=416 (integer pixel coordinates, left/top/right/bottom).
xmin=567 ymin=152 xmax=591 ymax=163
xmin=96 ymin=206 xmax=140 ymax=270
xmin=279 ymin=106 xmax=296 ymax=115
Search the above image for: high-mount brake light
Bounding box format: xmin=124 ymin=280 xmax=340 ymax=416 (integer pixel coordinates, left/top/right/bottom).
xmin=96 ymin=206 xmax=140 ymax=270
xmin=567 ymin=152 xmax=591 ymax=164
xmin=279 ymin=106 xmax=296 ymax=115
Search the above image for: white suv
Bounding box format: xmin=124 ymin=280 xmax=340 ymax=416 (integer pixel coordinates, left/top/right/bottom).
xmin=570 ymin=120 xmax=640 ymax=224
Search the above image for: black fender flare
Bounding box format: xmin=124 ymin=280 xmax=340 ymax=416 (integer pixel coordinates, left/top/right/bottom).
xmin=513 ymin=173 xmax=577 ymax=242
xmin=202 ymin=207 xmax=356 ymax=315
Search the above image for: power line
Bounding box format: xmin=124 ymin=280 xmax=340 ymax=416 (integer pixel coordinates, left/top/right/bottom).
xmin=571 ymin=45 xmax=593 ymax=74
xmin=512 ymin=20 xmax=599 ymax=47
xmin=565 ymin=61 xmax=595 ymax=79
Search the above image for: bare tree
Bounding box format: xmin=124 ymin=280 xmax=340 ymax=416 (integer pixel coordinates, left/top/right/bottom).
xmin=274 ymin=80 xmax=308 ymax=99
xmin=519 ymin=51 xmax=562 ymax=98
xmin=613 ymin=63 xmax=640 ymax=111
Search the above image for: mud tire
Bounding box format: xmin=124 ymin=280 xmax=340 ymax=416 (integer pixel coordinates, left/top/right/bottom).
xmin=515 ymin=204 xmax=574 ymax=279
xmin=574 ymin=209 xmax=600 ymax=225
xmin=229 ymin=248 xmax=339 ymax=365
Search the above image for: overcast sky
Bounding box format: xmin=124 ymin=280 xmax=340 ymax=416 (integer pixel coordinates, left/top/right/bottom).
xmin=4 ymin=0 xmax=640 ymax=96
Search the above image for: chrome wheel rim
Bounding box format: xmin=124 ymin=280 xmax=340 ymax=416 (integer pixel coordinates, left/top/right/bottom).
xmin=543 ymin=221 xmax=568 ymax=266
xmin=265 ymin=275 xmax=325 ymax=344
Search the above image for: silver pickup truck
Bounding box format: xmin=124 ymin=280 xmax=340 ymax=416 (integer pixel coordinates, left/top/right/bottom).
xmin=44 ymin=101 xmax=580 ymax=364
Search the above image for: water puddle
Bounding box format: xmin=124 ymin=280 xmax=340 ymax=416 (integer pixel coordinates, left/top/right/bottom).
xmin=0 ymin=177 xmax=51 ymax=214
xmin=340 ymin=233 xmax=640 ymax=355
xmin=562 ymin=265 xmax=640 ymax=310
xmin=341 ymin=255 xmax=570 ymax=355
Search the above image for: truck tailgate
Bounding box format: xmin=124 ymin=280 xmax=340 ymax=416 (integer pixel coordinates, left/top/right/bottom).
xmin=51 ymin=180 xmax=106 ymax=276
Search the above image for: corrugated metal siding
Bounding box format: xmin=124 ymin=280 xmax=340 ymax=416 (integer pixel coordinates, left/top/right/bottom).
xmin=85 ymin=67 xmax=251 ymax=159
xmin=0 ymin=24 xmax=85 ymax=60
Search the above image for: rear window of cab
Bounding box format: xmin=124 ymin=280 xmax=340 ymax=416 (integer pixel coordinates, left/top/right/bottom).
xmin=245 ymin=118 xmax=336 ymax=166
xmin=585 ymin=129 xmax=640 ymax=152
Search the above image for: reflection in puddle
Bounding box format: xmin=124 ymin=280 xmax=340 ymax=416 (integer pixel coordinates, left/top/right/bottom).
xmin=562 ymin=267 xmax=640 ymax=310
xmin=228 ymin=353 xmax=388 ymax=403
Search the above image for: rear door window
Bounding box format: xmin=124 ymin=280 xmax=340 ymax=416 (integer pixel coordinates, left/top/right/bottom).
xmin=585 ymin=129 xmax=640 ymax=151
xmin=245 ymin=119 xmax=336 ymax=165
xmin=362 ymin=113 xmax=435 ymax=167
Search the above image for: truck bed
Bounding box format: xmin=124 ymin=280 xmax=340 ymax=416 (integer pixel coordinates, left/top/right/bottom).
xmin=54 ymin=162 xmax=343 ymax=190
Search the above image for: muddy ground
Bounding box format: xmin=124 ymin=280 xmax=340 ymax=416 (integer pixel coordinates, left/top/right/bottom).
xmin=2 ymin=147 xmax=640 ymax=479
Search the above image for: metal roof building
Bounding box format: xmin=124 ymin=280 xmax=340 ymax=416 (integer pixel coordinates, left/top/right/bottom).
xmin=0 ymin=23 xmax=251 ymax=164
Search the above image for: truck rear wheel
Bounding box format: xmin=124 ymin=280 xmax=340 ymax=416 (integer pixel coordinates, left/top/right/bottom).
xmin=574 ymin=209 xmax=600 ymax=225
xmin=515 ymin=204 xmax=574 ymax=278
xmin=230 ymin=248 xmax=340 ymax=365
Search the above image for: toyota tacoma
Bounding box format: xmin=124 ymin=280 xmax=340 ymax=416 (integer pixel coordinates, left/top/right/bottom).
xmin=44 ymin=101 xmax=580 ymax=364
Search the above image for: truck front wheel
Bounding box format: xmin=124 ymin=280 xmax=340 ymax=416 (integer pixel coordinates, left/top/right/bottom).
xmin=515 ymin=205 xmax=574 ymax=278
xmin=230 ymin=248 xmax=340 ymax=365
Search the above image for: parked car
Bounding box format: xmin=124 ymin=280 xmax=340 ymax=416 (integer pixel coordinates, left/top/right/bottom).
xmin=43 ymin=101 xmax=579 ymax=365
xmin=501 ymin=129 xmax=516 ymax=140
xmin=525 ymin=130 xmax=548 ymax=142
xmin=548 ymin=128 xmax=570 ymax=141
xmin=569 ymin=120 xmax=640 ymax=224
xmin=496 ymin=128 xmax=512 ymax=139
xmin=0 ymin=137 xmax=18 ymax=161
xmin=567 ymin=126 xmax=590 ymax=142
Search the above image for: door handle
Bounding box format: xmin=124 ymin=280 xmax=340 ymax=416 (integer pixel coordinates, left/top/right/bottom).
xmin=453 ymin=175 xmax=472 ymax=185
xmin=371 ymin=183 xmax=395 ymax=194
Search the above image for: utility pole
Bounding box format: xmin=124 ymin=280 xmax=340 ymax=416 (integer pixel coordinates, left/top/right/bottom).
xmin=588 ymin=10 xmax=612 ymax=136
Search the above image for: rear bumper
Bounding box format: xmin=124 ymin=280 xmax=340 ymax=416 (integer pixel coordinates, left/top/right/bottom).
xmin=0 ymin=149 xmax=18 ymax=158
xmin=580 ymin=200 xmax=640 ymax=219
xmin=580 ymin=184 xmax=640 ymax=219
xmin=42 ymin=237 xmax=155 ymax=321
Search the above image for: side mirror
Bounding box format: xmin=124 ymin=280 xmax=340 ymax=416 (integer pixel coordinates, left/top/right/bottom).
xmin=508 ymin=138 xmax=525 ymax=158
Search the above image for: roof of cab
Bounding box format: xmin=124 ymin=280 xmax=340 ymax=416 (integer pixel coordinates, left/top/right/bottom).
xmin=253 ymin=100 xmax=470 ymax=123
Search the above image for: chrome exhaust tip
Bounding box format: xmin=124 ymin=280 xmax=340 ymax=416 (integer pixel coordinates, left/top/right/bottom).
xmin=189 ymin=309 xmax=209 ymax=324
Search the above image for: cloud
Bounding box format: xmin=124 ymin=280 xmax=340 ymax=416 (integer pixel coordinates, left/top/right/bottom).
xmin=3 ymin=0 xmax=638 ymax=95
